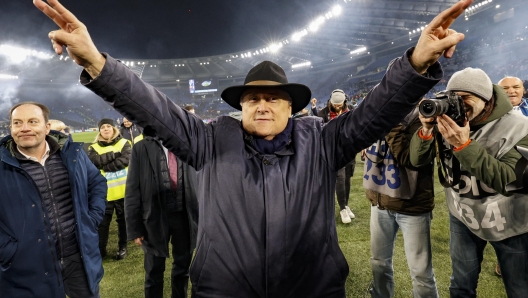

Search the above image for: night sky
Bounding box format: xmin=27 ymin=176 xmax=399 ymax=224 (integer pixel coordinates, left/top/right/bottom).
xmin=2 ymin=0 xmax=328 ymax=59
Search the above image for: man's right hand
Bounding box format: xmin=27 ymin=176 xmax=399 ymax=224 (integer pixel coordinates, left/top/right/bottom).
xmin=134 ymin=237 xmax=144 ymax=246
xmin=311 ymin=98 xmax=317 ymax=107
xmin=34 ymin=0 xmax=106 ymax=79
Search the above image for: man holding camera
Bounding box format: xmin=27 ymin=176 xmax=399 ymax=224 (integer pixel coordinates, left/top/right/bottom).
xmin=410 ymin=67 xmax=528 ymax=297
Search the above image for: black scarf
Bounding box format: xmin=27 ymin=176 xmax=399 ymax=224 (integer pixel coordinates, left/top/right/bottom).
xmin=253 ymin=118 xmax=293 ymax=154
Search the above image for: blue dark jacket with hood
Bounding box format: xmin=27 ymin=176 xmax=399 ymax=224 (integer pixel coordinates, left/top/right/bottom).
xmin=0 ymin=132 xmax=107 ymax=297
xmin=82 ymin=48 xmax=441 ymax=298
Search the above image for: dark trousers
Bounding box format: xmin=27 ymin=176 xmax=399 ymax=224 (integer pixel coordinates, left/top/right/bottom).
xmin=144 ymin=210 xmax=192 ymax=298
xmin=335 ymin=158 xmax=356 ymax=210
xmin=61 ymin=253 xmax=100 ymax=298
xmin=98 ymin=198 xmax=127 ymax=253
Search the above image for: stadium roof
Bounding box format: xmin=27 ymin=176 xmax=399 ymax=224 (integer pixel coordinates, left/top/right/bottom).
xmin=0 ymin=0 xmax=525 ymax=86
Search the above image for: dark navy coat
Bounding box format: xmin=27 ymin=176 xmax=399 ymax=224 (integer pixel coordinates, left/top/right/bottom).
xmin=0 ymin=133 xmax=107 ymax=297
xmin=82 ymin=48 xmax=441 ymax=298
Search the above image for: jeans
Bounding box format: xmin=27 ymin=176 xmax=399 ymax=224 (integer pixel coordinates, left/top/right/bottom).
xmin=61 ymin=253 xmax=100 ymax=298
xmin=449 ymin=214 xmax=528 ymax=298
xmin=370 ymin=207 xmax=438 ymax=298
xmin=98 ymin=198 xmax=127 ymax=253
xmin=335 ymin=158 xmax=356 ymax=210
xmin=144 ymin=210 xmax=192 ymax=298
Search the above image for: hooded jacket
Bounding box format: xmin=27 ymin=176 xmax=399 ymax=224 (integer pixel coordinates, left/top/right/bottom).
xmin=410 ymin=85 xmax=528 ymax=240
xmin=81 ymin=48 xmax=441 ymax=298
xmin=0 ymin=132 xmax=107 ymax=297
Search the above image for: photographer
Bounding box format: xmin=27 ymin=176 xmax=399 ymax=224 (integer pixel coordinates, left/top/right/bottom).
xmin=312 ymin=90 xmax=358 ymax=223
xmin=410 ymin=68 xmax=528 ymax=298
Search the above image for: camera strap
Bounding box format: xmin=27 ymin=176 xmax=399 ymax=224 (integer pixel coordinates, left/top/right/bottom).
xmin=435 ymin=135 xmax=461 ymax=188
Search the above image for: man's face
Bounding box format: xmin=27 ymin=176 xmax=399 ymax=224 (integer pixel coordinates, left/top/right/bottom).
xmin=456 ymin=91 xmax=486 ymax=121
xmin=123 ymin=118 xmax=132 ymax=128
xmin=10 ymin=104 xmax=50 ymax=152
xmin=331 ymin=102 xmax=344 ymax=113
xmin=100 ymin=124 xmax=114 ymax=140
xmin=240 ymin=88 xmax=292 ymax=141
xmin=498 ymin=77 xmax=524 ymax=106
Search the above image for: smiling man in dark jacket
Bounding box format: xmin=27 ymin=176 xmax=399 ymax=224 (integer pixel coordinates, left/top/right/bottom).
xmin=0 ymin=102 xmax=107 ymax=297
xmin=35 ymin=0 xmax=473 ymax=296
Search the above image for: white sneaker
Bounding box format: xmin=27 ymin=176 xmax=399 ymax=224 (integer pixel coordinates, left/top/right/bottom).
xmin=340 ymin=209 xmax=351 ymax=224
xmin=345 ymin=206 xmax=355 ymax=219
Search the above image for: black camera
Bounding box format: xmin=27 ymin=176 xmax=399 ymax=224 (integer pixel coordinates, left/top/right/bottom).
xmin=418 ymin=91 xmax=466 ymax=126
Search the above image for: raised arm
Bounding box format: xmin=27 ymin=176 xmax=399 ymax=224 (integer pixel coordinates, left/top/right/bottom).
xmin=34 ymin=0 xmax=211 ymax=168
xmin=408 ymin=0 xmax=472 ymax=74
xmin=33 ymin=0 xmax=105 ymax=78
xmin=323 ymin=0 xmax=473 ymax=170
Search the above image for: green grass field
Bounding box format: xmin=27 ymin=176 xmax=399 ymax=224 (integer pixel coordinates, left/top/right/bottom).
xmin=75 ymin=132 xmax=506 ymax=297
xmin=71 ymin=131 xmax=99 ymax=144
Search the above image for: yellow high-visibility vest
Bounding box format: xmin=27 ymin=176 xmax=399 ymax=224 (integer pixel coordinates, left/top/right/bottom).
xmin=89 ymin=138 xmax=130 ymax=201
xmin=133 ymin=134 xmax=144 ymax=144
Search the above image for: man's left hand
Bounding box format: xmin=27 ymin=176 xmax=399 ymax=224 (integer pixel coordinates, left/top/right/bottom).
xmin=436 ymin=114 xmax=470 ymax=148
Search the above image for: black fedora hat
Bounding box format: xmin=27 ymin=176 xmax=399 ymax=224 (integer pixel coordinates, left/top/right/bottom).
xmin=221 ymin=61 xmax=312 ymax=114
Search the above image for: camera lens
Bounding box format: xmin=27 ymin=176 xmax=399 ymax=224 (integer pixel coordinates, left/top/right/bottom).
xmin=420 ymin=102 xmax=435 ymax=116
xmin=419 ymin=99 xmax=450 ymax=118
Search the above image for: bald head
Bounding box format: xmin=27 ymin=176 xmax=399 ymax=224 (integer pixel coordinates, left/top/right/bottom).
xmin=498 ymin=76 xmax=525 ymax=106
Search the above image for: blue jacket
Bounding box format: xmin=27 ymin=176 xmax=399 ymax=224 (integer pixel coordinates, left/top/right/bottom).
xmin=519 ymin=98 xmax=528 ymax=116
xmin=82 ymin=48 xmax=441 ymax=298
xmin=0 ymin=133 xmax=107 ymax=297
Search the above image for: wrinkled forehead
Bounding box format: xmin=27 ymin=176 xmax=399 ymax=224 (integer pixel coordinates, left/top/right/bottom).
xmin=499 ymin=77 xmax=524 ymax=88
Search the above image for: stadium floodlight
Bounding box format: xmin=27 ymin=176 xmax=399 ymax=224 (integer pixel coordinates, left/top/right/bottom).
xmin=291 ymin=61 xmax=311 ymax=69
xmin=350 ymin=47 xmax=367 ymax=55
xmin=0 ymin=74 xmax=18 ymax=80
xmin=332 ymin=5 xmax=342 ymax=16
xmin=269 ymin=43 xmax=283 ymax=53
xmin=292 ymin=32 xmax=302 ymax=42
xmin=292 ymin=29 xmax=308 ymax=42
xmin=0 ymin=44 xmax=52 ymax=63
xmin=309 ymin=17 xmax=325 ymax=32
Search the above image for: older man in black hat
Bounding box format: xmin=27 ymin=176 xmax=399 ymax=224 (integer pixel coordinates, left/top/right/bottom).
xmin=35 ymin=0 xmax=472 ymax=296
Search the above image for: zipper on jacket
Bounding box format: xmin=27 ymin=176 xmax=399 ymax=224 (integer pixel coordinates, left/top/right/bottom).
xmin=19 ymin=167 xmax=63 ymax=287
xmin=42 ymin=165 xmax=66 ymax=270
